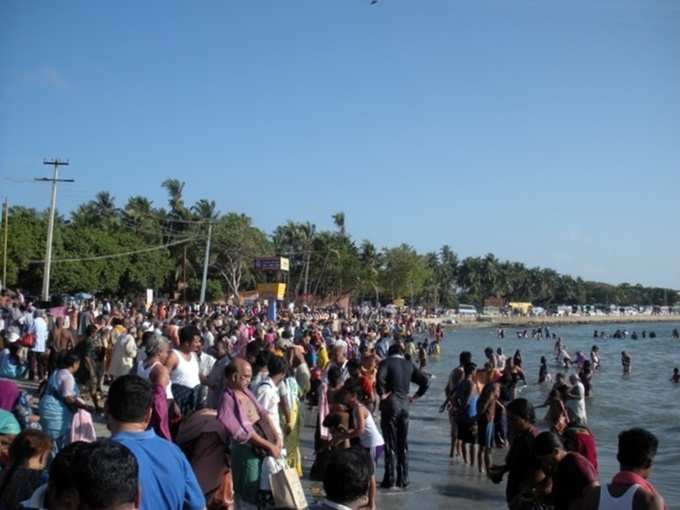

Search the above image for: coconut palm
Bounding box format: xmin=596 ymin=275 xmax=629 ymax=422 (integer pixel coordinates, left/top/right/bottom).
xmin=332 ymin=211 xmax=346 ymax=237
xmin=191 ymin=199 xmax=219 ymax=221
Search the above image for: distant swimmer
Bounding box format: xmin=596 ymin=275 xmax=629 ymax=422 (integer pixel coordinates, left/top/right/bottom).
xmin=649 ymin=331 xmax=656 ymax=338
xmin=672 ymin=368 xmax=680 ymax=383
xmin=621 ymin=351 xmax=632 ymax=376
xmin=673 ymin=328 xmax=680 ymax=339
xmin=631 ymin=331 xmax=638 ymax=340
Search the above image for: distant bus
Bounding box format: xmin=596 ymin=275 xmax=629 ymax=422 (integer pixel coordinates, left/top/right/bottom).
xmin=457 ymin=304 xmax=478 ymax=316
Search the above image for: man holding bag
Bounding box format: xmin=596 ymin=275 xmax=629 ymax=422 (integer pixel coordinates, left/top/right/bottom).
xmin=217 ymin=358 xmax=281 ymax=507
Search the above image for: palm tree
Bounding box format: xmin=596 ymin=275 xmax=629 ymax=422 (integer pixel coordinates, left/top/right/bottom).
xmin=191 ymin=199 xmax=219 ymax=221
xmin=94 ymin=192 xmax=117 ymax=216
xmin=161 ymin=179 xmax=188 ymax=220
xmin=299 ymin=222 xmax=316 ymax=298
xmin=360 ymin=240 xmax=382 ymax=305
xmin=72 ymin=191 xmax=120 ymax=227
xmin=332 ymin=212 xmax=346 ymax=237
xmin=124 ymin=196 xmax=153 ymax=219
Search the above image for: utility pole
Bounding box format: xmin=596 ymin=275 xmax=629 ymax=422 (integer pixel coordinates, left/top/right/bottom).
xmin=182 ymin=246 xmax=187 ymax=303
xmin=2 ymin=198 xmax=8 ymax=290
xmin=36 ymin=159 xmax=73 ymax=301
xmin=199 ymin=223 xmax=213 ymax=305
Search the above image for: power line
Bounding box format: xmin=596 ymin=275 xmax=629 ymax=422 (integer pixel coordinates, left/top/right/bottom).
xmin=27 ymin=236 xmax=198 ymax=265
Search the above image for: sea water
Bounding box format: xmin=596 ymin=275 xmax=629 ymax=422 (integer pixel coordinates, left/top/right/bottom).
xmin=377 ymin=321 xmax=680 ymax=509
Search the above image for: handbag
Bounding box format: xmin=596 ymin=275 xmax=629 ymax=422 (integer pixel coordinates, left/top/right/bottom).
xmin=70 ymin=409 xmax=97 ymax=443
xmin=19 ymin=333 xmax=35 ymax=348
xmin=269 ymin=465 xmax=308 ymax=509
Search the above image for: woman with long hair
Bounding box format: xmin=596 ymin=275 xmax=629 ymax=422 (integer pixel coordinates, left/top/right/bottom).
xmin=0 ymin=429 xmax=52 ymax=510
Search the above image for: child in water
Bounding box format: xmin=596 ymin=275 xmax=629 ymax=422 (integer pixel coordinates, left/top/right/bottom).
xmin=672 ymin=368 xmax=680 ymax=383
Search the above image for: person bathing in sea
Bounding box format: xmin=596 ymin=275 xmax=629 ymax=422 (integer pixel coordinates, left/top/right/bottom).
xmin=538 ymin=356 xmax=551 ymax=384
xmin=561 ymin=349 xmax=573 ymax=369
xmin=621 ymin=351 xmax=631 ymax=376
xmin=590 ymin=346 xmax=600 ymax=371
xmin=671 ymin=368 xmax=680 ymax=383
xmin=554 ymin=337 xmax=565 ymax=362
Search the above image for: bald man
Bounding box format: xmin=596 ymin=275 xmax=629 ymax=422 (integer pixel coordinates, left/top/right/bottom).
xmin=217 ymin=358 xmax=282 ymax=506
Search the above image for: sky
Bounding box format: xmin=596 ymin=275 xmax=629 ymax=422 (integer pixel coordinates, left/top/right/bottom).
xmin=1 ymin=0 xmax=679 ymax=288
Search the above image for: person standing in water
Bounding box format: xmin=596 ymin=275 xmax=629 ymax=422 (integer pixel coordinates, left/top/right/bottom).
xmin=376 ymin=342 xmax=429 ymax=489
xmin=538 ymin=357 xmax=551 ymax=384
xmin=443 ymin=351 xmax=472 ymax=458
xmin=454 ymin=363 xmax=479 ymax=468
xmin=621 ymin=351 xmax=632 ymax=376
xmin=671 ymin=368 xmax=679 ymax=383
xmin=590 ymin=346 xmax=600 ymax=371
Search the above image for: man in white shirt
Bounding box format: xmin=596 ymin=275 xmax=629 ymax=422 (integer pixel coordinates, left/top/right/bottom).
xmin=566 ymin=373 xmax=588 ymax=424
xmin=255 ymin=355 xmax=287 ymax=444
xmin=30 ymin=310 xmax=49 ymax=381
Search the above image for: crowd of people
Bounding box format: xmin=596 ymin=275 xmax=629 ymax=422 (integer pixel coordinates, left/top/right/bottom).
xmin=0 ymin=287 xmax=672 ymax=509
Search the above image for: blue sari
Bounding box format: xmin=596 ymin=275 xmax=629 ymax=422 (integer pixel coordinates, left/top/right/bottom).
xmin=39 ymin=370 xmax=78 ymax=450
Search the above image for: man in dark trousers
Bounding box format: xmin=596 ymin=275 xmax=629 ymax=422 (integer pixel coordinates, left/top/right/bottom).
xmin=376 ymin=342 xmax=430 ymax=489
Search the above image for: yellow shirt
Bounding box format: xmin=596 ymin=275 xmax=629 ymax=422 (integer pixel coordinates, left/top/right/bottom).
xmin=317 ymin=344 xmax=329 ymax=370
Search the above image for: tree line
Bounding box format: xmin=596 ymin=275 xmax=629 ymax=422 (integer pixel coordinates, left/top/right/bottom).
xmin=1 ymin=179 xmax=677 ymax=308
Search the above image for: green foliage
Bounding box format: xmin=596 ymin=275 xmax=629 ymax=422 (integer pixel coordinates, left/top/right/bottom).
xmin=380 ymin=244 xmax=432 ymax=304
xmin=2 ymin=181 xmax=677 ymax=306
xmin=212 ymin=213 xmax=271 ymax=301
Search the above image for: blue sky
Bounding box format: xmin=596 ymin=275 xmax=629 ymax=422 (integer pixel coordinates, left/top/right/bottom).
xmin=1 ymin=1 xmax=679 ymax=288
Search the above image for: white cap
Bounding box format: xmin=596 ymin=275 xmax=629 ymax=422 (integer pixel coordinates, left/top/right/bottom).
xmin=7 ymin=328 xmax=20 ymax=343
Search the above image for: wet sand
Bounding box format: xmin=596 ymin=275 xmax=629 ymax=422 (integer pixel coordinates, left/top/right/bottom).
xmin=298 ymin=407 xmax=508 ymax=509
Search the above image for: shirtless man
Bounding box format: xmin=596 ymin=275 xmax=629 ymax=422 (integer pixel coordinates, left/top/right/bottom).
xmin=218 ymin=358 xmax=282 ymax=506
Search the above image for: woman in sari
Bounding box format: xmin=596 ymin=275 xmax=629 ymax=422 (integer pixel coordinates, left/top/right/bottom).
xmin=38 ymin=353 xmax=89 ymax=452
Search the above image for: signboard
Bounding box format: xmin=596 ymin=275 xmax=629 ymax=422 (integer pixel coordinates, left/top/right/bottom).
xmin=257 ymin=282 xmax=287 ymax=300
xmin=254 ymin=257 xmax=289 ymax=272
